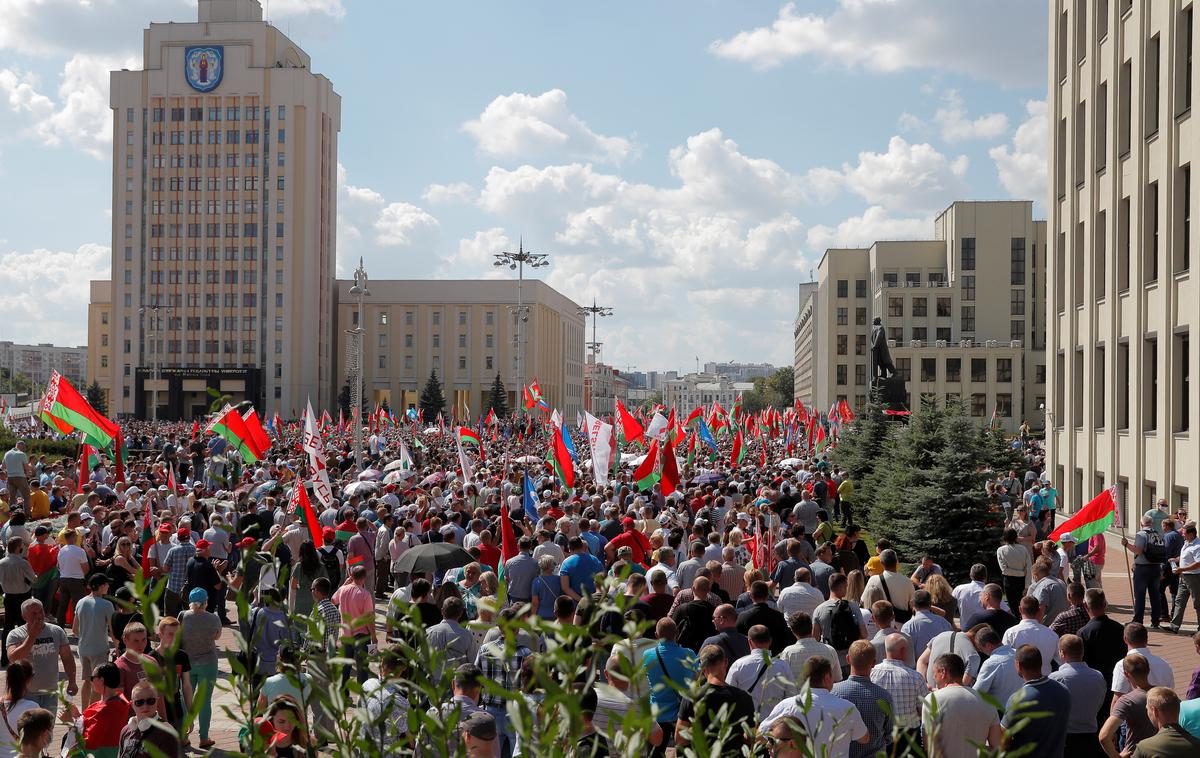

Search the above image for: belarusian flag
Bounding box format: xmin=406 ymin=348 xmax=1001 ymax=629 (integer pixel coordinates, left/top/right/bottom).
xmin=660 ymin=433 xmax=680 ymax=495
xmin=458 ymin=427 xmax=481 ymax=447
xmin=988 ymin=406 xmax=1001 ymax=430
xmin=634 ymin=439 xmax=661 ymax=492
xmin=39 ymin=371 xmax=120 ymax=449
xmin=616 ymin=400 xmax=644 ymax=444
xmin=731 ymin=430 xmax=746 ymax=468
xmin=485 ymin=408 xmax=498 ymax=425
xmin=242 ymin=408 xmax=272 ymax=457
xmin=1049 ymin=485 xmax=1120 ymax=543
xmin=547 ymin=426 xmax=575 ymax=490
xmin=78 ymin=441 xmax=99 ymax=494
xmin=207 ymin=405 xmax=262 ymax=464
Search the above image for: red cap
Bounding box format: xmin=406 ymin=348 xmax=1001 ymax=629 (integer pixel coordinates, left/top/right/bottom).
xmin=621 ymin=517 xmax=636 ymax=528
xmin=236 ymin=537 xmax=257 ymax=548
xmin=157 ymin=524 xmax=173 ymax=534
xmin=195 ymin=539 xmax=212 ymax=549
xmin=322 ymin=526 xmax=336 ymax=545
xmin=176 ymin=527 xmax=191 ymax=539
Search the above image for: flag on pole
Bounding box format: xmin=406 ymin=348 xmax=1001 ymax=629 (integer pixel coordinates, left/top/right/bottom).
xmin=697 ymin=419 xmax=719 ymax=457
xmin=633 ymin=440 xmax=661 ymax=491
xmin=547 ymin=426 xmax=574 ymax=490
xmin=288 ymin=479 xmax=324 ymax=546
xmin=38 ymin=371 xmax=120 ymax=449
xmin=616 ymin=400 xmax=645 ymax=444
xmin=1049 ymin=485 xmax=1120 ymax=542
xmin=300 ymin=399 xmax=336 ymax=514
xmin=207 ymin=405 xmax=262 ymax=464
xmin=522 ymin=474 xmax=540 ymax=522
xmin=499 ymin=499 xmax=518 ymax=566
xmin=584 ymin=412 xmax=614 ymax=488
xmin=456 ymin=428 xmax=475 ymax=483
xmin=731 ymin=430 xmax=746 ymax=468
xmin=242 ymin=408 xmax=272 ymax=457
xmin=660 ymin=432 xmax=680 ymax=496
xmin=78 ymin=441 xmax=94 ymax=494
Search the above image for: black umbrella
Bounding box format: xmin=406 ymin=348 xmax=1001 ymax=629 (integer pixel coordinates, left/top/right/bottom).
xmin=393 ymin=542 xmax=474 ymax=575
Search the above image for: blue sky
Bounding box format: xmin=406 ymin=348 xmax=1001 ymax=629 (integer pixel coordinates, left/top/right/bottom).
xmin=0 ymin=0 xmax=1048 ymax=370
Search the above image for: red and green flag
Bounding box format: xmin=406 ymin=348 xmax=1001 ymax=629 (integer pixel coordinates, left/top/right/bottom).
xmin=39 ymin=371 xmax=120 ymax=449
xmin=242 ymin=408 xmax=272 ymax=457
xmin=289 ymin=480 xmax=324 ymax=546
xmin=207 ymin=405 xmax=262 ymax=464
xmin=616 ymin=400 xmax=644 ymax=444
xmin=633 ymin=439 xmax=661 ymax=492
xmin=660 ymin=434 xmax=680 ymax=496
xmin=1049 ymin=485 xmax=1119 ymax=543
xmin=731 ymin=430 xmax=746 ymax=468
xmin=547 ymin=426 xmax=575 ymax=490
xmin=458 ymin=426 xmax=481 ymax=447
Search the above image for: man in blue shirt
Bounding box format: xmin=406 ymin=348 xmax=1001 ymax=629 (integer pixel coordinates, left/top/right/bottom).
xmin=1047 ymin=633 xmax=1106 ymax=754
xmin=558 ymin=537 xmax=604 ymax=601
xmin=900 ymin=590 xmax=952 ymax=657
xmin=578 ymin=520 xmax=606 ymax=559
xmin=972 ymin=627 xmax=1024 ymax=712
xmin=642 ymin=617 xmax=698 ymax=757
xmin=1038 ymin=481 xmax=1058 ymax=518
xmin=1002 ymin=645 xmax=1071 ymax=757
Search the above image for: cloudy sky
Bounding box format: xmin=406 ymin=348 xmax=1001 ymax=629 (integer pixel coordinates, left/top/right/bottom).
xmin=0 ymin=0 xmax=1047 ymax=371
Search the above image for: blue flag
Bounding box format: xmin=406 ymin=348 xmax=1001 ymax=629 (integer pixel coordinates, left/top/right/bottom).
xmin=523 ymin=474 xmax=540 ymax=522
xmin=560 ymin=422 xmax=578 ymax=462
xmin=698 ymin=418 xmax=719 ymax=455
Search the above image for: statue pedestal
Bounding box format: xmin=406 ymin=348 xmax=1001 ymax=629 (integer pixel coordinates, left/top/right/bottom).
xmin=871 ymin=375 xmax=909 ymax=413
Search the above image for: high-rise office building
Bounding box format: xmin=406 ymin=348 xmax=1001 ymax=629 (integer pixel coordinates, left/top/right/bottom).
xmin=1048 ymin=0 xmax=1197 ymax=519
xmin=795 ymin=201 xmax=1047 ymax=432
xmin=89 ymin=0 xmax=340 ymax=418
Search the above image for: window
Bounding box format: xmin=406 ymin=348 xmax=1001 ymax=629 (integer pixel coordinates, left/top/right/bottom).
xmin=1146 ymin=34 xmax=1161 ymax=137
xmin=1181 ymin=7 xmax=1195 ymax=114
xmin=1119 ymin=59 xmax=1132 ymax=155
xmin=836 ymin=365 xmax=848 ymax=385
xmin=996 ymin=393 xmax=1013 ymax=417
xmin=1036 ymin=364 xmax=1046 ymax=384
xmin=1075 ymin=100 xmax=1086 ymax=186
xmin=937 ymin=327 xmax=951 ymax=342
xmin=855 ymin=307 xmax=867 ymax=326
xmin=1011 ymin=238 xmax=1026 ymax=284
xmin=912 ymin=297 xmax=927 ymax=317
xmin=836 ymin=307 xmax=848 ymax=326
xmin=458 ymin=311 xmax=467 ymax=326
xmin=1095 ymin=209 xmax=1107 ymax=296
xmin=1143 ymin=336 xmax=1159 ymax=432
xmin=888 ymin=327 xmax=903 ymax=342
xmin=906 ymin=272 xmax=921 ymax=287
xmin=971 ymin=358 xmax=987 ymax=382
xmin=997 ymin=358 xmax=1013 ymax=383
xmin=936 ymin=297 xmax=952 ymax=317
xmin=855 ymin=334 xmax=866 ymax=356
xmin=485 ymin=334 xmax=494 ymax=348
xmin=883 ymin=272 xmax=899 ymax=287
xmin=855 ymin=279 xmax=867 ymax=298
xmin=1146 ymin=181 xmax=1160 ymax=283
xmin=1011 ymin=320 xmax=1025 ymax=341
xmin=888 ymin=298 xmax=903 ymax=317
xmin=912 ymin=327 xmax=927 ymax=341
xmin=961 ymin=306 xmax=975 ymax=333
xmin=404 ymin=356 xmax=413 ymax=370
xmin=405 ymin=311 xmax=414 ymax=326
xmin=1057 ymin=9 xmax=1069 ymax=80
xmin=432 ymin=334 xmax=440 ymax=348
xmin=1177 ymin=332 xmax=1191 ymax=432
xmin=485 ymin=311 xmax=494 ymax=326
xmin=1119 ymin=196 xmax=1131 ymax=289
xmin=1098 ymin=0 xmax=1109 ymax=40
xmin=379 ymin=311 xmax=389 ymax=325
xmin=1011 ymin=289 xmax=1025 ymax=315
xmin=962 ymin=275 xmax=975 ymax=301
xmin=458 ymin=334 xmax=466 ymax=349
xmin=1096 ymin=81 xmax=1108 ymax=173
xmin=970 ymin=393 xmax=987 ymax=417
xmin=836 ymin=335 xmax=848 ymax=355
xmin=278 ymin=129 xmax=285 ymax=143
xmin=486 ymin=356 xmax=493 ymax=370
xmin=961 ymin=238 xmax=976 ymax=270
xmin=837 ymin=279 xmax=848 ymax=298
xmin=854 ymin=364 xmax=866 ymax=386
xmin=1178 ymin=165 xmax=1192 ymax=273
xmin=921 ymin=358 xmax=936 ymax=382
xmin=1096 ymin=346 xmax=1106 ymax=429
xmin=404 ymin=335 xmax=413 ymax=348
xmin=897 ymin=358 xmax=911 ymax=382
xmin=379 ymin=354 xmax=387 ymax=370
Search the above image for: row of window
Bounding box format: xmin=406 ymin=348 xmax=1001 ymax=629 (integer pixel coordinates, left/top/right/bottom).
xmin=142 ymin=222 xmax=285 ymax=239
xmin=129 ymin=245 xmax=285 ymax=262
xmin=143 ymin=176 xmax=283 ymax=192
xmin=146 ymin=153 xmax=285 ymax=169
xmin=145 ymin=198 xmax=284 ymax=215
xmin=137 ymin=293 xmax=258 ymax=308
xmin=355 ymin=310 xmax=500 ymax=327
xmin=374 ymin=355 xmax=497 ymax=372
xmin=149 ymin=105 xmax=284 ymax=123
xmin=836 ymin=356 xmax=1030 ymax=386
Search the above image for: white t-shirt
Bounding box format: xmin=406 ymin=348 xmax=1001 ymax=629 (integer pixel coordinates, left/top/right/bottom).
xmin=760 ymin=687 xmax=867 ymax=758
xmin=1111 ymin=647 xmax=1176 ymax=694
xmin=0 ymin=697 xmax=37 ymax=758
xmin=56 ymin=544 xmax=89 ymax=579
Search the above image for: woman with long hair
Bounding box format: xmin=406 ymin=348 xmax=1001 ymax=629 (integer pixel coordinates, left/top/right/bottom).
xmin=13 ymin=708 xmax=52 ymax=758
xmin=925 ymin=574 xmax=958 ymax=627
xmin=104 ymin=538 xmax=138 ymax=592
xmin=266 ymin=699 xmax=309 ymax=757
xmin=289 ymin=541 xmax=325 ymax=617
xmin=389 ymin=526 xmax=411 ymax=589
xmin=177 ymin=588 xmax=221 ymax=749
xmin=0 ymin=661 xmax=37 ymax=758
xmin=845 ymin=569 xmax=867 ymax=606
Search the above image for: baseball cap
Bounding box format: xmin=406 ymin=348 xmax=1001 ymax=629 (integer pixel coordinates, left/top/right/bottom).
xmin=621 ymin=517 xmax=635 ymax=527
xmin=195 ymin=539 xmax=212 ymax=549
xmin=461 ymin=711 xmax=497 ymax=741
xmin=236 ymin=537 xmax=257 ymax=549
xmin=322 ymin=527 xmax=336 ymax=544
xmin=188 ymin=587 xmax=209 ymax=604
xmin=616 ymin=545 xmax=633 ymax=557
xmin=1060 ymin=532 xmax=1076 ymax=543
xmin=176 ymin=527 xmax=191 ymax=540
xmin=157 ymin=524 xmax=173 ymax=534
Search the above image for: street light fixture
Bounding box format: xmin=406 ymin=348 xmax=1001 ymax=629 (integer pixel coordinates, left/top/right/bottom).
xmin=348 ymin=258 xmax=371 ymax=469
xmin=494 ymin=240 xmax=550 ymax=418
xmin=138 ymin=305 xmax=171 ymax=422
xmin=578 ymin=298 xmax=614 ymax=412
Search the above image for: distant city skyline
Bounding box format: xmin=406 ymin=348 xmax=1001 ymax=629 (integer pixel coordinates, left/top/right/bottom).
xmin=0 ymin=1 xmax=1048 ymax=367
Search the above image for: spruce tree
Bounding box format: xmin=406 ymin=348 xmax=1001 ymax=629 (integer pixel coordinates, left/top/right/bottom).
xmin=485 ymin=374 xmax=508 ymax=418
xmin=419 ymin=370 xmax=446 ymax=422
xmin=337 ymin=381 xmax=351 ymax=419
xmin=832 ymin=388 xmax=893 ymax=528
xmin=85 ymin=381 xmax=108 ymax=416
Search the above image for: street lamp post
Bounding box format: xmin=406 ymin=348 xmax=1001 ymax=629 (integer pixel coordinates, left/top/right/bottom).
xmin=493 ymin=241 xmax=549 ymax=418
xmin=577 ymin=298 xmax=614 ymax=413
xmin=348 ymin=258 xmax=371 ymax=470
xmin=138 ymin=305 xmax=170 ymax=422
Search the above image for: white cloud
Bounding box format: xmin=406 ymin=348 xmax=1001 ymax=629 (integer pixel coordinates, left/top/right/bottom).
xmin=422 ymin=182 xmax=475 ymax=205
xmin=449 ymin=227 xmax=511 ymax=270
xmin=989 ymin=99 xmax=1047 ymax=202
xmin=374 ymin=202 xmax=439 ymax=247
xmin=267 ymin=0 xmax=345 ymax=19
xmin=933 ymin=90 xmax=1009 ymax=142
xmin=0 ymin=68 xmax=53 ymax=115
xmin=709 ymin=0 xmax=1046 ymax=87
xmin=462 ymin=89 xmax=634 ymax=164
xmin=0 ymin=242 xmax=109 ymax=344
xmin=806 ymin=206 xmax=930 ymax=252
xmin=813 ymin=136 xmax=969 ymax=213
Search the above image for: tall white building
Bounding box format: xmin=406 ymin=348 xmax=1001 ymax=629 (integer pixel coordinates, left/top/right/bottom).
xmin=90 ymin=0 xmax=340 ymax=418
xmin=1047 ymin=0 xmax=1197 ymax=518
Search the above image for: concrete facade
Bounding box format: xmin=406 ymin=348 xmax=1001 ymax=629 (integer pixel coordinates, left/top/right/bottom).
xmin=0 ymin=342 xmax=87 ymax=390
xmin=796 ymin=201 xmax=1047 ymax=431
xmin=1048 ymin=0 xmax=1199 ymax=520
xmin=332 ymin=279 xmax=584 ymax=422
xmin=91 ymin=0 xmax=340 ymax=417
xmin=662 ymin=373 xmax=755 ymax=412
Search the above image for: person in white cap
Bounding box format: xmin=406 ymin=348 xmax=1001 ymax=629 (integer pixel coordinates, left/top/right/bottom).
xmin=1056 ymin=533 xmax=1078 ymax=583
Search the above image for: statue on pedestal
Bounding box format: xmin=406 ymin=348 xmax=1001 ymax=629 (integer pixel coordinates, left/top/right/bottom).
xmin=868 ymin=316 xmax=908 ymax=412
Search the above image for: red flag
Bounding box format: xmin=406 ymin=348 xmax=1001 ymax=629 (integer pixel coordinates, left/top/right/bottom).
xmin=140 ymin=510 xmax=153 ymax=575
xmin=78 ymin=442 xmax=91 ymax=495
xmin=499 ymin=499 xmax=518 ymax=564
xmin=759 ymin=441 xmax=767 ymax=468
xmin=660 ymin=432 xmax=680 ymax=496
xmin=289 ymin=481 xmax=324 ymax=547
xmin=731 ymin=430 xmax=744 ymax=467
xmin=241 ymin=408 xmax=272 ymax=458
xmin=684 ymin=406 xmax=703 ymax=427
xmin=191 ymin=419 xmax=199 ymax=441
xmin=616 ymin=400 xmax=645 ymax=443
xmin=114 ymin=428 xmax=126 ymax=484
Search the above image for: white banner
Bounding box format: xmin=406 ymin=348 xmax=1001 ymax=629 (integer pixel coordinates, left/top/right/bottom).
xmin=585 ymin=411 xmax=614 ymax=487
xmin=457 ymin=432 xmax=475 ymax=484
xmin=645 ymin=411 xmax=669 ymax=441
xmin=300 ymin=399 xmax=335 ymax=512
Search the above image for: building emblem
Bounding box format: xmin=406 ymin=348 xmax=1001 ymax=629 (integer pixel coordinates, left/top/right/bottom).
xmin=184 ymin=46 xmax=223 ymax=93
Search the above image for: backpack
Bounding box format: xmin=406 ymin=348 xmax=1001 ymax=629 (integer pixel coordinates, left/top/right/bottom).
xmin=829 ymin=599 xmax=862 ymax=651
xmin=319 ymin=545 xmax=344 ymax=586
xmin=1142 ymin=528 xmax=1167 ymax=563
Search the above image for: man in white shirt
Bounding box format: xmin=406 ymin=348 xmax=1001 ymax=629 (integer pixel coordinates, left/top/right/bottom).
xmin=646 ymin=548 xmax=679 ymax=593
xmin=1169 ymin=522 xmax=1200 ymax=633
xmin=758 ymin=655 xmax=868 ymax=758
xmin=726 ymin=624 xmax=792 ymax=719
xmin=1001 ymin=596 xmax=1060 ymax=676
xmin=778 ymin=611 xmax=842 ymax=688
xmin=922 ymin=652 xmax=1002 ymax=758
xmin=951 ymin=564 xmax=990 ymax=629
xmin=777 ymin=567 xmax=824 ymax=621
xmin=860 ymin=549 xmax=914 ymax=617
xmin=1110 ymin=622 xmax=1175 ymax=694
xmin=54 ymin=529 xmax=89 ymax=624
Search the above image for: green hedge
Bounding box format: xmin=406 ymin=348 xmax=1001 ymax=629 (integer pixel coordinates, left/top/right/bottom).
xmin=0 ymin=432 xmax=82 ymax=460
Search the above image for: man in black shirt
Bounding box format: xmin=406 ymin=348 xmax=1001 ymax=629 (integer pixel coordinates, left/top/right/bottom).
xmin=676 ymin=644 xmax=756 ymax=758
xmin=1077 ymin=588 xmax=1127 ymax=719
xmin=735 ymin=581 xmax=791 ymax=656
xmin=974 ymin=583 xmax=1019 ymax=637
xmin=702 ymin=604 xmax=751 ymax=664
xmin=670 ymin=577 xmax=718 ymax=652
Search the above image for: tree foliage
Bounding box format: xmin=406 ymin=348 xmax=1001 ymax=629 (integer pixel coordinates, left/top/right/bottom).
xmin=741 ymin=368 xmax=795 ymax=414
xmin=831 ymin=389 xmax=894 ymax=517
xmin=858 ymin=396 xmax=1003 ymax=582
xmin=485 ymin=374 xmax=509 ymax=418
xmin=85 ymin=380 xmax=108 ymax=416
xmin=337 ymin=381 xmax=352 ymax=419
xmin=419 ymin=370 xmax=447 ymax=422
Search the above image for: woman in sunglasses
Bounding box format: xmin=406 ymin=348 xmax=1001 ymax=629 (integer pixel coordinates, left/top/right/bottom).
xmin=116 ymin=681 xmax=179 ymax=758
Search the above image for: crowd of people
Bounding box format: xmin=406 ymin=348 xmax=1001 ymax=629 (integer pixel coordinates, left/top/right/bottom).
xmin=0 ymin=413 xmax=1195 ymax=757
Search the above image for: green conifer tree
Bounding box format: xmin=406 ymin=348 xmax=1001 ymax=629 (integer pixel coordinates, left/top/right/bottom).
xmin=419 ymin=370 xmax=447 ymax=422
